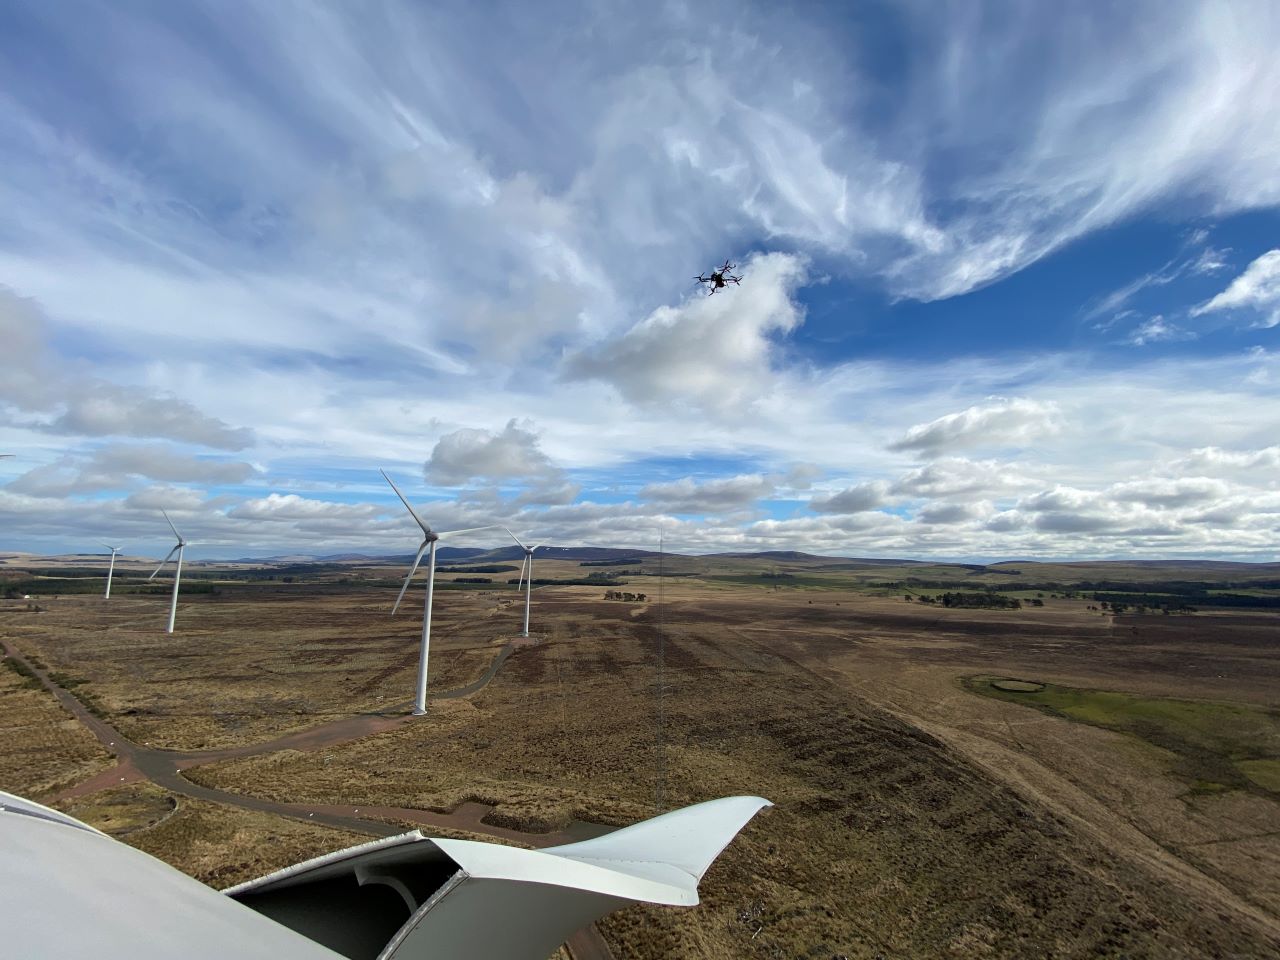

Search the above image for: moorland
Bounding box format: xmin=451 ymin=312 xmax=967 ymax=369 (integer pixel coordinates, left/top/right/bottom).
xmin=2 ymin=550 xmax=1279 ymax=958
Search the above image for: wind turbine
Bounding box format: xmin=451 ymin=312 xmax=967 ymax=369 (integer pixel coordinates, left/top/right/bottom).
xmin=504 ymin=527 xmax=543 ymax=638
xmin=381 ymin=469 xmax=496 ymax=716
xmin=148 ymin=511 xmax=185 ymax=634
xmin=100 ymin=542 xmax=122 ymax=599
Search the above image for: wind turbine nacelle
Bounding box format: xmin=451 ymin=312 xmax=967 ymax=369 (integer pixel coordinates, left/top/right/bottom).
xmin=1 ymin=792 xmax=771 ymax=960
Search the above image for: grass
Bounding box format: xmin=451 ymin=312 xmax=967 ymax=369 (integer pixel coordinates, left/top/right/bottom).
xmin=6 ymin=568 xmax=1280 ymax=958
xmin=53 ymin=784 xmax=370 ymax=889
xmin=0 ymin=654 xmax=115 ymax=797
xmin=0 ymin=651 xmax=41 ymax=689
xmin=1237 ymin=759 xmax=1280 ymax=792
xmin=965 ymin=676 xmax=1280 ymax=798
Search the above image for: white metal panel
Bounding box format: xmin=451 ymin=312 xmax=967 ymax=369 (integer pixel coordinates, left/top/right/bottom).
xmin=0 ymin=794 xmax=343 ymax=960
xmin=542 ymin=795 xmax=773 ymax=890
xmin=383 ymin=876 xmax=632 ymax=960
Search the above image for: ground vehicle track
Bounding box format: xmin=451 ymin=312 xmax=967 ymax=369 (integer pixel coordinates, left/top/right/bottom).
xmin=1 ymin=638 xmax=615 ymax=960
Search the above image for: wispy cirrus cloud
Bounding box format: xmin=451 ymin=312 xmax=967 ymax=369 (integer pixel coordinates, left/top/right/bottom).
xmin=1192 ymin=249 xmax=1280 ymax=328
xmin=1 ymin=2 xmax=1279 ymax=559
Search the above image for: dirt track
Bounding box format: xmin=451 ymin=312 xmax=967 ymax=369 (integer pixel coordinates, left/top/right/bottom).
xmin=1 ymin=637 xmax=615 ymax=960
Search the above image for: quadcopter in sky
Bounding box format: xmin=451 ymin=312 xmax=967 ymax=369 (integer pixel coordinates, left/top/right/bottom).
xmin=695 ymin=260 xmax=742 ymax=295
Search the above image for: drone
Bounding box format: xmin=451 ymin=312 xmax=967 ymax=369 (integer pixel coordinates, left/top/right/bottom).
xmin=695 ymin=260 xmax=742 ymax=295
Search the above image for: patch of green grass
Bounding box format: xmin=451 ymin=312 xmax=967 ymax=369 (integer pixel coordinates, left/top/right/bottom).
xmin=1189 ymin=780 xmax=1232 ymax=795
xmin=0 ymin=653 xmax=41 ymax=689
xmin=1236 ymin=758 xmax=1280 ymax=792
xmin=963 ymin=676 xmax=1280 ymax=799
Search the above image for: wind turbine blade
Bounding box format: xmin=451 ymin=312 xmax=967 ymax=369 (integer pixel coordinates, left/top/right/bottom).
xmin=380 ymin=470 xmax=433 ymax=535
xmin=531 ymin=543 xmax=544 ymax=552
xmin=392 ymin=540 xmax=430 ymax=615
xmin=437 ymin=524 xmax=499 ymax=539
xmin=502 ymin=525 xmax=527 ymax=550
xmin=517 ymin=555 xmax=528 ymax=593
xmin=148 ymin=546 xmax=179 ymax=580
xmin=161 ymin=509 xmax=182 ymax=543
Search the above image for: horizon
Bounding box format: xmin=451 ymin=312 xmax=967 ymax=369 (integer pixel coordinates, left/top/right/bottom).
xmin=6 ymin=546 xmax=1279 ymax=569
xmin=2 ymin=3 xmax=1278 ymax=561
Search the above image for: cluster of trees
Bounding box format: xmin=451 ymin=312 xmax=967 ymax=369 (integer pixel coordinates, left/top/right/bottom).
xmin=603 ymin=590 xmax=647 ymax=602
xmin=508 ymin=577 xmax=626 ymax=587
xmin=1089 ymin=599 xmax=1197 ymax=615
xmin=914 ymin=592 xmax=1023 ymax=610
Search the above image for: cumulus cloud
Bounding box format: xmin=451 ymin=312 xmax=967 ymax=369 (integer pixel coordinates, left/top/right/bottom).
xmin=1110 ymin=477 xmax=1229 ymax=508
xmin=809 ymin=481 xmax=888 ymax=515
xmin=890 ymin=458 xmax=1036 ymax=499
xmin=6 ymin=444 xmax=254 ymax=498
xmin=889 ymin=398 xmax=1061 ymax=456
xmin=640 ymin=474 xmax=775 ymax=514
xmin=0 ymin=288 xmax=253 ymax=450
xmin=49 ymin=388 xmax=254 ymax=450
xmin=228 ymin=493 xmax=381 ymax=524
xmin=781 ymin=463 xmax=823 ymax=491
xmin=917 ymin=501 xmax=985 ymax=525
xmin=1192 ymin=249 xmax=1280 ymax=328
xmin=563 ymin=253 xmax=807 ymax=413
xmin=1175 ymin=446 xmax=1280 ymax=474
xmin=123 ymin=485 xmax=207 ymax=512
xmin=425 ymin=419 xmax=561 ymax=485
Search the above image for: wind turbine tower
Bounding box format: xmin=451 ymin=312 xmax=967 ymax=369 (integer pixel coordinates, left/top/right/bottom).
xmin=381 ymin=469 xmax=494 ymax=716
xmin=148 ymin=511 xmax=186 ymax=634
xmin=101 ymin=542 xmax=122 ymax=599
xmin=504 ymin=527 xmax=543 ymax=638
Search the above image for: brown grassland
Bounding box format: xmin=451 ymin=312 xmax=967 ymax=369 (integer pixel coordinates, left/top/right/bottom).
xmin=2 ymin=557 xmax=1279 ymax=958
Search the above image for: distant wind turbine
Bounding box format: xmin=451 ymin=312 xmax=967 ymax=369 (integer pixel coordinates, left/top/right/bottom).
xmin=148 ymin=511 xmax=185 ymax=634
xmin=381 ymin=469 xmax=496 ymax=716
xmin=100 ymin=542 xmax=123 ymax=599
xmin=504 ymin=527 xmax=543 ymax=638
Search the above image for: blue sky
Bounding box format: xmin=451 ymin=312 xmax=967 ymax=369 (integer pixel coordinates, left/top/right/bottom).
xmin=1 ymin=0 xmax=1278 ymax=560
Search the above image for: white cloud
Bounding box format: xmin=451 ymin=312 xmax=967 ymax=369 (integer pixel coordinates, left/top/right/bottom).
xmin=6 ymin=444 xmax=253 ymax=498
xmin=889 ymin=398 xmax=1061 ymax=456
xmin=1110 ymin=477 xmax=1229 ymax=508
xmin=1126 ymin=315 xmax=1195 ymax=346
xmin=563 ymin=253 xmax=807 ymax=413
xmin=227 ymin=494 xmax=381 ymax=524
xmin=1174 ymin=446 xmax=1280 ymax=474
xmin=641 ymin=474 xmax=775 ymax=514
xmin=1192 ymin=249 xmax=1280 ymax=328
xmin=890 ymin=458 xmax=1038 ymax=499
xmin=425 ymin=420 xmax=562 ymax=486
xmin=2 ymin=5 xmax=1280 ymax=560
xmin=808 ymin=482 xmax=888 ymax=515
xmin=0 ymin=288 xmax=254 ymax=450
xmin=917 ymin=501 xmax=987 ymax=525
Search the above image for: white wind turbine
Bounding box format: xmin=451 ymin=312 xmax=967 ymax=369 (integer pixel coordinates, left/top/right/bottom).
xmin=381 ymin=469 xmax=496 ymax=716
xmin=100 ymin=542 xmax=123 ymax=599
xmin=504 ymin=527 xmax=544 ymax=638
xmin=148 ymin=511 xmax=186 ymax=634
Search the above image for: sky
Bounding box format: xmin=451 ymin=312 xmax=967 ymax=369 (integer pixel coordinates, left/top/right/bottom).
xmin=1 ymin=0 xmax=1278 ymax=561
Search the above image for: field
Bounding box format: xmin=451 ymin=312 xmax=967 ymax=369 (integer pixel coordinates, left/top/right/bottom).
xmin=2 ymin=555 xmax=1279 ymax=958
